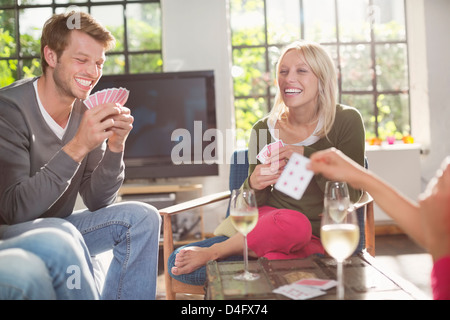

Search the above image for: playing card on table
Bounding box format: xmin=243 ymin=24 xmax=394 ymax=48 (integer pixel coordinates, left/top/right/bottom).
xmin=83 ymin=87 xmax=130 ymax=109
xmin=274 ymin=152 xmax=314 ymax=200
xmin=295 ymin=278 xmax=337 ymax=290
xmin=256 ymin=140 xmax=284 ymax=164
xmin=273 ymin=283 xmax=325 ymax=300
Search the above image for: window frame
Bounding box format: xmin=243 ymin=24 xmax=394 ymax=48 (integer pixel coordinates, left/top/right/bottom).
xmin=0 ymin=0 xmax=162 ymax=81
xmin=230 ymin=0 xmax=410 ymax=141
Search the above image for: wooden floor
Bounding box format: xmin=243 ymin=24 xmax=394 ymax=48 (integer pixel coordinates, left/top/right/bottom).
xmin=156 ymin=233 xmax=433 ymax=300
xmin=373 ymin=233 xmax=432 ymax=299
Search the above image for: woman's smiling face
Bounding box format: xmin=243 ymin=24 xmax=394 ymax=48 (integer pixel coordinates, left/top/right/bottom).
xmin=277 ymin=49 xmax=319 ymax=110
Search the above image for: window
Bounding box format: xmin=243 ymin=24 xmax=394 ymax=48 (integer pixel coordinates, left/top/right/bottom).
xmin=0 ymin=0 xmax=162 ymax=87
xmin=230 ymin=0 xmax=409 ymax=145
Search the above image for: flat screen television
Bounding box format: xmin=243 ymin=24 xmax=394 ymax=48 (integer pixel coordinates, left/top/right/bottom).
xmin=92 ymin=70 xmax=219 ymax=181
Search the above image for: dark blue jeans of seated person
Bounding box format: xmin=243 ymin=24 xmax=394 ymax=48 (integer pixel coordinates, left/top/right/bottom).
xmin=168 ymin=236 xmax=243 ymax=286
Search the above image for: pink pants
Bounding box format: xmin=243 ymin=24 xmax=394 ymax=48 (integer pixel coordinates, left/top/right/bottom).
xmin=247 ymin=206 xmax=324 ymax=260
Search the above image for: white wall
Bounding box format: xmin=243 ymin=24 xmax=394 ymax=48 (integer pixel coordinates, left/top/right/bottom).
xmin=161 ymin=0 xmax=234 ymax=231
xmin=421 ymin=0 xmax=450 ymax=183
xmin=366 ymin=144 xmax=421 ymax=222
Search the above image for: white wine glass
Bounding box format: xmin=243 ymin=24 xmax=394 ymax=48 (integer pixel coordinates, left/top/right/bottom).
xmin=320 ymin=181 xmax=359 ymax=300
xmin=230 ymin=188 xmax=260 ymax=281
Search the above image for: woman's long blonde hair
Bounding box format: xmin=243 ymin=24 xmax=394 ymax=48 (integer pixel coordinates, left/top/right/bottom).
xmin=269 ymin=41 xmax=337 ymax=139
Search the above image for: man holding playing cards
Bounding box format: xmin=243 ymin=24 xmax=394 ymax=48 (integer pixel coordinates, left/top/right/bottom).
xmin=0 ymin=11 xmax=161 ymax=299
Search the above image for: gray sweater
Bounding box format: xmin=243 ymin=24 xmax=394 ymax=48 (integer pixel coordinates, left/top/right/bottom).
xmin=0 ymin=77 xmax=124 ymax=225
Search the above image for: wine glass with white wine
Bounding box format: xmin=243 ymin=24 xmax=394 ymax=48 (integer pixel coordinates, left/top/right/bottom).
xmin=230 ymin=188 xmax=260 ymax=281
xmin=320 ymin=181 xmax=360 ymax=300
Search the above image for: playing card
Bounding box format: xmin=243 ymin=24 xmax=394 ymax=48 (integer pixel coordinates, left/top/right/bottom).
xmin=273 ymin=284 xmax=325 ymax=300
xmin=118 ymin=89 xmax=129 ymax=105
xmin=108 ymin=88 xmax=119 ymax=103
xmin=83 ymin=99 xmax=93 ymax=109
xmin=274 ymin=152 xmax=314 ymax=200
xmin=115 ymin=87 xmax=126 ymax=104
xmin=88 ymin=94 xmax=98 ymax=108
xmin=96 ymin=90 xmax=107 ymax=105
xmin=256 ymin=140 xmax=284 ymax=164
xmin=104 ymin=89 xmax=113 ymax=103
xmin=115 ymin=87 xmax=130 ymax=105
xmin=83 ymin=87 xmax=130 ymax=109
xmin=295 ymin=278 xmax=337 ymax=290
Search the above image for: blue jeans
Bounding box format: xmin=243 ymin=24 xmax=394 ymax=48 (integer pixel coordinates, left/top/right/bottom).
xmin=0 ymin=220 xmax=99 ymax=300
xmin=66 ymin=201 xmax=161 ymax=300
xmin=168 ymin=236 xmax=242 ymax=286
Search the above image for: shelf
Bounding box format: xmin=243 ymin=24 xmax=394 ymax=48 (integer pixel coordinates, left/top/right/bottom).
xmin=119 ymin=183 xmax=203 ymax=195
xmin=118 ymin=183 xmax=204 ymax=245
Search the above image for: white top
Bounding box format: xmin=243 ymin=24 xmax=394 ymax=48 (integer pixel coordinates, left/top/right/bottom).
xmin=267 ymin=116 xmax=323 ymax=146
xmin=34 ymin=79 xmax=71 ymax=140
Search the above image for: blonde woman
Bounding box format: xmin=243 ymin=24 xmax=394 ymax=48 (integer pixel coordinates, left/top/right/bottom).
xmin=169 ymin=41 xmax=365 ymax=284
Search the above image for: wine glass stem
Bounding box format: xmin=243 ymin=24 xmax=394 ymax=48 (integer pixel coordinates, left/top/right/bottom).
xmin=243 ymin=235 xmax=249 ymax=274
xmin=337 ymin=260 xmax=344 ymax=300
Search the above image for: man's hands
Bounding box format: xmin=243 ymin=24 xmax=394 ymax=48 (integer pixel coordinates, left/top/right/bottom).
xmin=104 ymin=103 xmax=133 ymax=153
xmin=63 ymin=102 xmax=133 ymax=162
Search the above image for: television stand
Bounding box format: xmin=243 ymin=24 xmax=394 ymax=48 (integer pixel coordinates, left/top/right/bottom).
xmin=118 ymin=183 xmax=202 ymax=196
xmin=118 ymin=183 xmax=204 ymax=245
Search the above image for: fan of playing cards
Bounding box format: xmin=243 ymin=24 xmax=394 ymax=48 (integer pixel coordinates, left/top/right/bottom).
xmin=83 ymin=87 xmax=129 ymax=109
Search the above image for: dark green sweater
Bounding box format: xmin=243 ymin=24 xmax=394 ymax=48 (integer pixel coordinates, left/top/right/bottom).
xmin=242 ymin=104 xmax=365 ymax=237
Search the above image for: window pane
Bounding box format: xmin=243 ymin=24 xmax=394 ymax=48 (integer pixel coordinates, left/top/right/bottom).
xmin=372 ymin=0 xmax=406 ymax=41
xmin=55 ymin=0 xmax=87 ymax=4
xmin=337 ymin=0 xmax=370 ymax=42
xmin=55 ymin=6 xmax=89 ymax=14
xmin=376 ymin=43 xmax=408 ymax=91
xmin=232 ymin=47 xmax=267 ymax=97
xmin=91 ymin=5 xmax=123 ymax=52
xmin=268 ymin=45 xmax=281 ymax=96
xmin=266 ymin=0 xmax=300 ymax=45
xmin=230 ymin=0 xmax=265 ymax=46
xmin=341 ymin=94 xmax=374 ymax=138
xmin=235 ymin=97 xmax=267 ymax=144
xmin=127 ymin=3 xmax=161 ymax=51
xmin=0 ymin=9 xmax=16 ymax=57
xmin=304 ymin=0 xmax=336 ymax=43
xmin=321 ymin=44 xmax=338 ymax=71
xmin=340 ymin=44 xmax=373 ymax=91
xmin=103 ymin=54 xmax=125 ymax=75
xmin=0 ymin=0 xmax=15 ymax=5
xmin=24 ymin=0 xmax=52 ymax=4
xmin=0 ymin=59 xmax=18 ymax=87
xmin=129 ymin=53 xmax=162 ymax=74
xmin=377 ymin=93 xmax=410 ymax=139
xmin=21 ymin=58 xmax=41 ymax=78
xmin=20 ymin=8 xmax=52 ymax=56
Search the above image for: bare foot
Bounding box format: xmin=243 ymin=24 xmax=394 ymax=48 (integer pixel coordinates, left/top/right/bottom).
xmin=171 ymin=246 xmax=218 ymax=276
